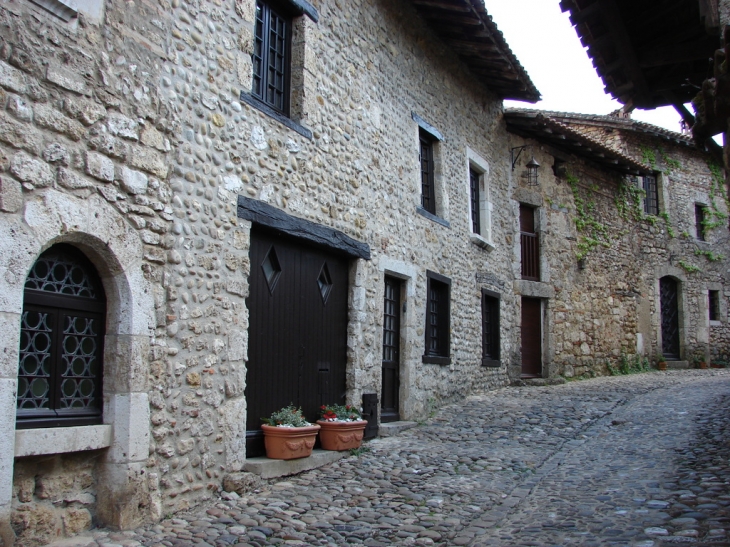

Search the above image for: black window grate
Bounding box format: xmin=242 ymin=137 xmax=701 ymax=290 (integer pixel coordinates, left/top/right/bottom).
xmin=17 ymin=244 xmax=105 ymax=429
xmin=695 ymin=204 xmax=707 ymax=241
xmin=482 ymin=294 xmax=500 ymax=360
xmin=709 ymin=290 xmax=720 ymax=321
xmin=643 ymin=175 xmax=659 ymax=215
xmin=253 ymin=1 xmax=291 ymax=114
xmin=470 ymin=169 xmax=481 ymax=235
xmin=420 ymin=132 xmax=435 ymax=214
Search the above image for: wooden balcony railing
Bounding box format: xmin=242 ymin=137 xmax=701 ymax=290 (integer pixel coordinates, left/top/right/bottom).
xmin=521 ymin=232 xmax=540 ymax=281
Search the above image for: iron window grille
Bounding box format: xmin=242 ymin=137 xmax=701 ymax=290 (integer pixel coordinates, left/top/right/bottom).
xmin=709 ymin=290 xmax=720 ymax=321
xmin=482 ymin=290 xmax=500 ymax=364
xmin=420 ymin=130 xmax=436 ymax=215
xmin=642 ymin=175 xmax=659 ymax=215
xmin=17 ymin=244 xmax=106 ymax=429
xmin=423 ymin=271 xmax=450 ymax=364
xmin=470 ymin=168 xmax=481 ymax=235
xmin=253 ymin=0 xmax=292 ymax=115
xmin=519 ymin=204 xmax=539 ymax=281
xmin=695 ymin=204 xmax=708 ymax=241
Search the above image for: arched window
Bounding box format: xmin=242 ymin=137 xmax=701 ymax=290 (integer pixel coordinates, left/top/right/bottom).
xmin=17 ymin=244 xmax=106 ymax=429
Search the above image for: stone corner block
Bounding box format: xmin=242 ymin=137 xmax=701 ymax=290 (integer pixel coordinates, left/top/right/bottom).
xmin=0 ymin=175 xmax=22 ymax=213
xmin=221 ymin=472 xmax=262 ymax=495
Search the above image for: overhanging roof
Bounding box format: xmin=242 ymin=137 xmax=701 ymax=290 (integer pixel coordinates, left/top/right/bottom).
xmin=559 ymin=0 xmax=720 ymax=109
xmin=410 ymin=0 xmax=541 ymax=102
xmin=504 ymin=109 xmax=655 ymax=176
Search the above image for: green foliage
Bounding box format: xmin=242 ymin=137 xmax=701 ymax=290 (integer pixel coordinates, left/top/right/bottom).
xmin=319 ymin=403 xmax=362 ymax=421
xmin=262 ymin=405 xmax=310 ymax=427
xmin=607 ymin=354 xmax=651 ymax=376
xmin=678 ymin=260 xmax=701 ymax=273
xmin=349 ymin=445 xmax=371 ymax=457
xmin=659 ymin=147 xmax=681 ymax=174
xmin=640 ymin=145 xmax=656 ymax=169
xmin=568 ymin=173 xmax=611 ymax=260
xmin=694 ymin=249 xmax=725 ymax=262
xmin=704 ymin=161 xmax=729 ymax=233
xmin=658 ymin=211 xmax=675 ymax=238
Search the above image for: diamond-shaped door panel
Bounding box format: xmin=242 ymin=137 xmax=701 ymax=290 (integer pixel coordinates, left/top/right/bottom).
xmin=318 ymin=262 xmax=333 ymax=304
xmin=261 ymin=246 xmax=282 ymax=294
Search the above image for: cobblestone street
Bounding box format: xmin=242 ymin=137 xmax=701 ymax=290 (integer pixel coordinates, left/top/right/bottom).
xmin=48 ymin=370 xmax=730 ymax=547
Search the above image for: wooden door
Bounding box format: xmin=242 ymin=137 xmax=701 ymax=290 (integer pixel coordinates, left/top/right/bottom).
xmin=246 ymin=228 xmax=348 ymax=456
xmin=660 ymin=277 xmax=680 ymax=358
xmin=381 ymin=276 xmax=401 ymax=423
xmin=521 ymin=297 xmax=542 ymax=377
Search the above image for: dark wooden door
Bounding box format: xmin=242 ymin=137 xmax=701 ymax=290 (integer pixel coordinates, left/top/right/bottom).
xmin=660 ymin=277 xmax=680 ymax=358
xmin=246 ymin=228 xmax=349 ymax=456
xmin=521 ymin=297 xmax=542 ymax=377
xmin=381 ymin=276 xmax=401 ymax=423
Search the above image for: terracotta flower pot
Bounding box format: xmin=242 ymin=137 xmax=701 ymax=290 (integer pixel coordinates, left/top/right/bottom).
xmin=699 ymin=361 xmax=708 ymax=369
xmin=261 ymin=423 xmax=320 ymax=460
xmin=711 ymin=363 xmax=724 ymax=368
xmin=317 ymin=420 xmax=367 ymax=451
xmin=657 ymin=361 xmax=667 ymax=371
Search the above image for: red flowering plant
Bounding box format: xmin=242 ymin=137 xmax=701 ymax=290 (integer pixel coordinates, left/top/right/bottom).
xmin=318 ymin=403 xmax=363 ymax=422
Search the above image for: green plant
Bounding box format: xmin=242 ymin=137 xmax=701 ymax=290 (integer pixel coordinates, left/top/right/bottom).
xmin=678 ymin=260 xmax=701 ymax=273
xmin=319 ymin=403 xmax=362 ymax=422
xmin=695 ymin=249 xmax=725 ymax=262
xmin=640 ymin=145 xmax=657 ymax=169
xmin=262 ymin=405 xmax=311 ymax=427
xmin=607 ymin=354 xmax=651 ymax=376
xmin=568 ymin=173 xmax=611 ymax=260
xmin=349 ymin=445 xmax=371 ymax=457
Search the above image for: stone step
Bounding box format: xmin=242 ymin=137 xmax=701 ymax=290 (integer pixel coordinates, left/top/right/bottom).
xmin=244 ymin=449 xmax=346 ymax=479
xmin=378 ymin=421 xmax=418 ymax=437
xmin=514 ymin=377 xmax=567 ymax=387
xmin=666 ymin=360 xmax=690 ymax=370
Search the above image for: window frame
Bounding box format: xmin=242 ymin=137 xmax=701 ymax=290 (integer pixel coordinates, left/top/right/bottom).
xmin=642 ymin=174 xmax=659 ymax=216
xmin=481 ymin=289 xmax=500 ymax=367
xmin=709 ymin=290 xmax=720 ymax=322
xmin=253 ymin=0 xmax=293 ymax=116
xmin=695 ymin=203 xmax=708 ymax=241
xmin=419 ymin=129 xmax=437 ymax=215
xmin=466 ymin=148 xmax=493 ymax=248
xmin=423 ymin=270 xmax=451 ymax=365
xmin=16 ymin=244 xmax=106 ymax=430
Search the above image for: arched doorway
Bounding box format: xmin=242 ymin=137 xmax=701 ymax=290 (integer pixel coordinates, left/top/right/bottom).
xmin=660 ymin=276 xmax=680 ymax=359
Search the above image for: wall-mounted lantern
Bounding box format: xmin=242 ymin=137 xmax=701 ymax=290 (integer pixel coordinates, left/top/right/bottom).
xmin=511 ymin=145 xmax=540 ymax=185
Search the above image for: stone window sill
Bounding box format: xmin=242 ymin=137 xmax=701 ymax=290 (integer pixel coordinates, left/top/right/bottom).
xmin=470 ymin=234 xmax=495 ymax=251
xmin=482 ymin=358 xmax=501 ymax=368
xmin=15 ymin=424 xmax=112 ymax=457
xmin=416 ymin=207 xmax=450 ymax=228
xmin=710 ymin=320 xmax=723 ymax=327
xmin=239 ymin=92 xmax=313 ymax=140
xmin=422 ymin=355 xmax=450 ymax=366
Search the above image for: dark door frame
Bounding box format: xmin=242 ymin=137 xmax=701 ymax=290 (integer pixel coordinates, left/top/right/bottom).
xmin=381 ymin=275 xmax=402 ymax=423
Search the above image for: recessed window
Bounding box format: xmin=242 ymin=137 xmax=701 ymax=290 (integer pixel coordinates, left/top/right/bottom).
xmin=420 ymin=129 xmax=436 ymax=215
xmin=261 ymin=246 xmax=282 ymax=293
xmin=317 ymin=262 xmax=333 ymax=303
xmin=253 ymin=1 xmax=292 ymax=115
xmin=709 ymin=290 xmax=720 ymax=321
xmin=469 ymin=168 xmax=481 ymax=235
xmin=695 ymin=204 xmax=708 ymax=241
xmin=482 ymin=290 xmax=500 ymax=365
xmin=641 ymin=174 xmax=659 ymax=215
xmin=17 ymin=244 xmax=105 ymax=429
xmin=520 ymin=204 xmax=539 ymax=281
xmin=423 ymin=271 xmax=450 ymax=365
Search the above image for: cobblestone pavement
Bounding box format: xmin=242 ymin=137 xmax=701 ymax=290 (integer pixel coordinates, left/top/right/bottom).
xmin=48 ymin=370 xmax=730 ymax=547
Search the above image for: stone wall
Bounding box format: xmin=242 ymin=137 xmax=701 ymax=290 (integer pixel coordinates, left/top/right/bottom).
xmin=523 ymin=124 xmax=730 ymax=377
xmin=0 ymin=0 xmax=523 ymax=542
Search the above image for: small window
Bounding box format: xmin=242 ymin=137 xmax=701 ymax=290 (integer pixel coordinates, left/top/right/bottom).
xmin=709 ymin=290 xmax=720 ymax=321
xmin=695 ymin=204 xmax=708 ymax=241
xmin=469 ymin=168 xmax=481 ymax=235
xmin=423 ymin=271 xmax=450 ymax=365
xmin=420 ymin=130 xmax=436 ymax=215
xmin=17 ymin=244 xmax=106 ymax=429
xmin=253 ymin=1 xmax=292 ymax=115
xmin=482 ymin=290 xmax=500 ymax=365
xmin=642 ymin=175 xmax=659 ymax=215
xmin=520 ymin=204 xmax=539 ymax=281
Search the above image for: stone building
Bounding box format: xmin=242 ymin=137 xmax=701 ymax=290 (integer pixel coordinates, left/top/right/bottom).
xmin=0 ymin=0 xmax=546 ymax=544
xmin=0 ymin=0 xmax=727 ymax=545
xmin=505 ymin=109 xmax=730 ymax=378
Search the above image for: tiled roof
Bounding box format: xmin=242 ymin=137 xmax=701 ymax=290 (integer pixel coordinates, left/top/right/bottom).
xmin=410 ymin=0 xmax=540 ymax=103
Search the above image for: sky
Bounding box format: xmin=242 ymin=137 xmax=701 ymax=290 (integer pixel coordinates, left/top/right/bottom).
xmin=483 ymin=0 xmax=688 ymax=134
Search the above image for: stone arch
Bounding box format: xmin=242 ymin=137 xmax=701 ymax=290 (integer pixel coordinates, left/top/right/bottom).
xmin=0 ymin=189 xmax=157 ymax=543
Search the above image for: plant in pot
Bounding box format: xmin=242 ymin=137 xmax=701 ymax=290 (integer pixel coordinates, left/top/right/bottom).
xmin=657 ymin=358 xmax=667 ymax=371
xmin=317 ymin=403 xmax=367 ymax=451
xmin=261 ymin=405 xmax=320 ymax=460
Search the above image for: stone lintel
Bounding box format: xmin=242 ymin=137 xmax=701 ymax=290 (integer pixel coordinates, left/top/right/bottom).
xmin=237 ymin=197 xmax=371 ymax=259
xmin=14 ymin=424 xmax=112 ymax=457
xmin=514 ymin=279 xmax=554 ymax=298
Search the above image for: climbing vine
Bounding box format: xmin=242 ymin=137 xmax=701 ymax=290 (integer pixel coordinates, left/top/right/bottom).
xmin=704 ymin=161 xmax=729 ymax=231
xmin=678 ymin=260 xmax=701 ymax=273
xmin=695 ymin=249 xmax=725 ymax=262
xmin=567 ymin=173 xmax=611 ymax=260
